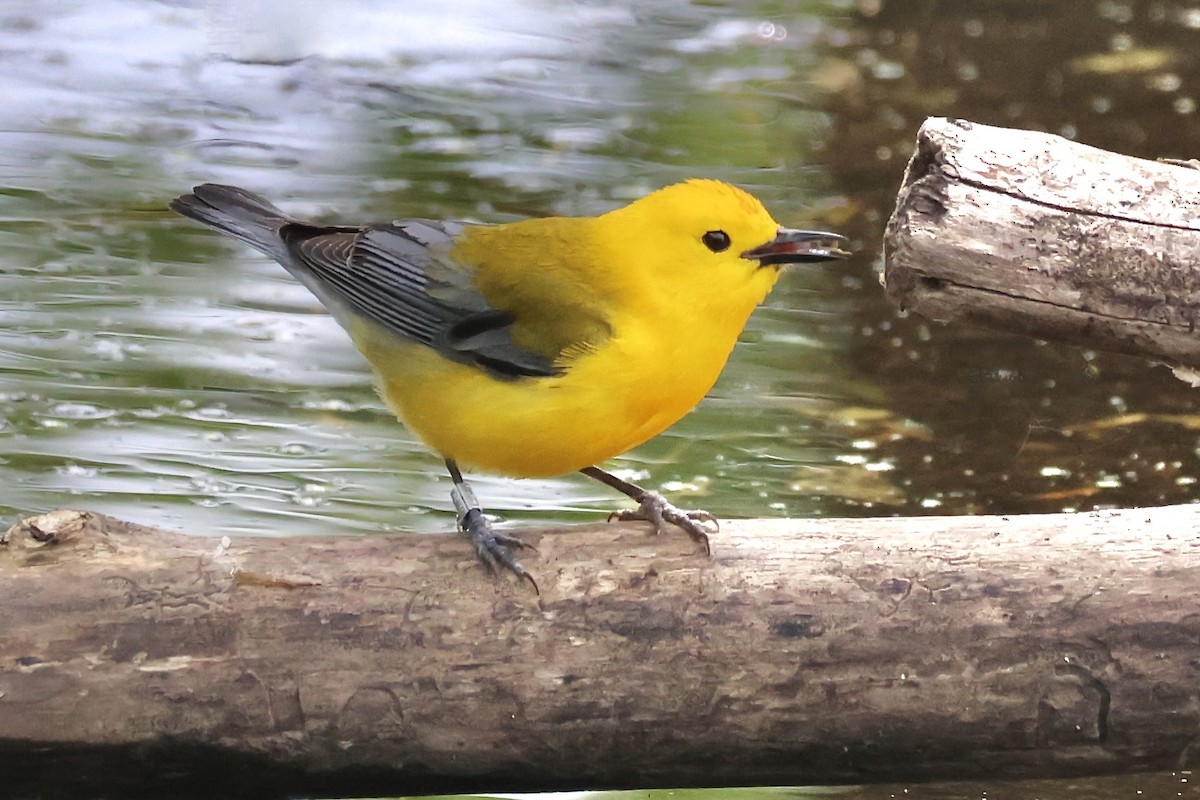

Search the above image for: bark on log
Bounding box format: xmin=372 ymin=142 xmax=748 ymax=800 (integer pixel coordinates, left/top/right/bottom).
xmin=884 ymin=117 xmax=1200 ymax=368
xmin=4 ymin=508 xmax=1200 ymax=799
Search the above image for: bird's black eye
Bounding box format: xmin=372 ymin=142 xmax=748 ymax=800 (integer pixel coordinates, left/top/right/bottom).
xmin=702 ymin=230 xmax=731 ymax=253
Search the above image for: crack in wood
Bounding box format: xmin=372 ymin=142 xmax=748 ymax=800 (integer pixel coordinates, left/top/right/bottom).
xmin=952 ymin=171 xmax=1200 ymax=234
xmin=913 ymin=277 xmax=1177 ymax=329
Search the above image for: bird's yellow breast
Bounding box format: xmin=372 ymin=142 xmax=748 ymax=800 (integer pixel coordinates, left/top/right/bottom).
xmin=353 ymin=296 xmax=756 ymax=477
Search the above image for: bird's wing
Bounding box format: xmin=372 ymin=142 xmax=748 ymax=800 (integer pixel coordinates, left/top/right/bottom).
xmin=276 ymin=220 xmax=565 ymax=380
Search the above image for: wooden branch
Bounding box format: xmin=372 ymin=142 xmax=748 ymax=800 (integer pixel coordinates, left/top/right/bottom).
xmin=4 ymin=507 xmax=1200 ymax=799
xmin=884 ymin=117 xmax=1200 ymax=368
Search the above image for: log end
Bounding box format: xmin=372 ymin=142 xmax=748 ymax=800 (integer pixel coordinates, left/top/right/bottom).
xmin=881 ymin=116 xmax=962 ymax=313
xmin=3 ymin=510 xmax=114 ymax=562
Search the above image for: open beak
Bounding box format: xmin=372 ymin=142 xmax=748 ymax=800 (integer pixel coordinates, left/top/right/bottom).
xmin=741 ymin=228 xmax=851 ymax=267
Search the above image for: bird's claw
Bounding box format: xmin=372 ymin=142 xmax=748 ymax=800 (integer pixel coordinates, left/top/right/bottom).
xmin=608 ymin=490 xmax=718 ymax=555
xmin=460 ymin=510 xmax=540 ymax=593
xmin=451 ymin=479 xmax=542 ymax=592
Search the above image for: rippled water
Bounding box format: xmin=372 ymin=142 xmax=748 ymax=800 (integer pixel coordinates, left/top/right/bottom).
xmin=1 ymin=0 xmax=862 ymax=537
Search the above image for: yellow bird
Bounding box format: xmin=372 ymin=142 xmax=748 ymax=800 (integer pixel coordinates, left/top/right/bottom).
xmin=170 ymin=181 xmax=849 ymax=588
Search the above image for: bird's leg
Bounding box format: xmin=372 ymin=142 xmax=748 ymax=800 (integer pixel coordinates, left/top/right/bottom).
xmin=446 ymin=459 xmax=538 ymax=592
xmin=580 ymin=466 xmax=717 ymax=555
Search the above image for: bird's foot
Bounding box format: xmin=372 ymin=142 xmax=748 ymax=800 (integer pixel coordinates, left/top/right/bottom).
xmin=451 ymin=482 xmax=538 ymax=593
xmin=608 ymin=490 xmax=718 ymax=555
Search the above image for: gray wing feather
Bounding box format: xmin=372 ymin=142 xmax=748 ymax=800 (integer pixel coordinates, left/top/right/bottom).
xmin=281 ymin=220 xmax=561 ymax=379
xmin=171 ymin=184 xmax=560 ymax=380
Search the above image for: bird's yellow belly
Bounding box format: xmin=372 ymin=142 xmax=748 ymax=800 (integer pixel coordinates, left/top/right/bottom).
xmin=355 ymin=323 xmax=731 ymax=478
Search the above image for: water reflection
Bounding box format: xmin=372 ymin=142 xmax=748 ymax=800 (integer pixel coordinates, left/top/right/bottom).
xmin=6 ymin=1 xmax=1198 ymax=539
xmin=822 ymin=0 xmax=1200 ymax=517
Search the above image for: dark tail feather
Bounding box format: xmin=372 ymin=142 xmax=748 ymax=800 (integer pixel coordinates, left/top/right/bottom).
xmin=169 ymin=184 xmax=293 ymax=260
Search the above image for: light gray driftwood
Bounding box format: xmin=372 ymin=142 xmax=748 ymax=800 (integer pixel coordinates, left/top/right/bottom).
xmin=884 ymin=117 xmax=1200 ymax=368
xmin=3 ymin=507 xmax=1200 ymax=798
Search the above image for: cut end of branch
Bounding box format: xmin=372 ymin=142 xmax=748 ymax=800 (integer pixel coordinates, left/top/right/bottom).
xmin=4 ymin=509 xmax=92 ymax=549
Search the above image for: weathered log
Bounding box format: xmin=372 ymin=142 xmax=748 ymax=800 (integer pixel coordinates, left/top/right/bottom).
xmin=884 ymin=117 xmax=1200 ymax=368
xmin=3 ymin=507 xmax=1200 ymax=799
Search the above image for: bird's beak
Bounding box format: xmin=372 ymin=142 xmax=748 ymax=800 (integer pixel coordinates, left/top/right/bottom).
xmin=741 ymin=228 xmax=851 ymax=267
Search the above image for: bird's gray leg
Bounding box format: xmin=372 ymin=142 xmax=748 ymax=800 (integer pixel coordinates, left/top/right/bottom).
xmin=446 ymin=459 xmax=538 ymax=592
xmin=579 ymin=465 xmax=717 ymax=555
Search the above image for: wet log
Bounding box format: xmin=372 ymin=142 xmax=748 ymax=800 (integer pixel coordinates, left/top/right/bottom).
xmin=3 ymin=506 xmax=1200 ymax=799
xmin=884 ymin=117 xmax=1200 ymax=369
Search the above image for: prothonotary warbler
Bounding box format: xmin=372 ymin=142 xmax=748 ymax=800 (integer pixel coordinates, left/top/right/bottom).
xmin=170 ymin=180 xmax=850 ymax=590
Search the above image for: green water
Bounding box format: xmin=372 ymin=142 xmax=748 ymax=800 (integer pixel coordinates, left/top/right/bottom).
xmin=1 ymin=1 xmax=865 ymax=537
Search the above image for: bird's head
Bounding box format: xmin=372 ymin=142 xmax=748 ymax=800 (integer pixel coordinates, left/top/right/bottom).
xmin=597 ymin=179 xmax=850 ymax=312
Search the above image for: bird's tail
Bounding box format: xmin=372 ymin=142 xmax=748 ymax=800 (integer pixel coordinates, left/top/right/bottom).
xmin=169 ymin=184 xmax=294 ymax=261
